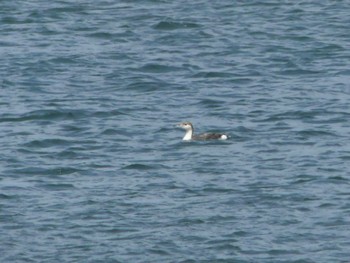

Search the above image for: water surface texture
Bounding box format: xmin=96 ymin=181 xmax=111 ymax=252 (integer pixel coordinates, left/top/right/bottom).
xmin=1 ymin=1 xmax=350 ymax=262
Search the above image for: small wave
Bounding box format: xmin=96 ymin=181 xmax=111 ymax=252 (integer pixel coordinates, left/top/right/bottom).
xmin=1 ymin=108 xmax=125 ymax=125
xmin=87 ymin=32 xmax=114 ymax=39
xmin=92 ymin=109 xmax=126 ymax=118
xmin=197 ymin=98 xmax=225 ymax=109
xmin=100 ymin=128 xmax=119 ymax=135
xmin=153 ymin=21 xmax=200 ymax=30
xmin=297 ymin=129 xmax=337 ymax=138
xmin=0 ymin=41 xmax=18 ymax=47
xmin=177 ymin=218 xmax=205 ymax=225
xmin=258 ymin=110 xmax=324 ymax=122
xmin=23 ymin=138 xmax=71 ymax=148
xmin=326 ymin=175 xmax=348 ymax=181
xmin=127 ymin=81 xmax=161 ymax=92
xmin=122 ymin=163 xmax=158 ymax=170
xmin=0 ymin=109 xmax=85 ymax=123
xmin=192 ymin=71 xmax=233 ymax=78
xmin=0 ymin=193 xmax=13 ymax=199
xmin=137 ymin=63 xmax=182 ymax=73
xmin=277 ymin=68 xmax=321 ymax=76
xmin=9 ymin=167 xmax=82 ymax=176
xmin=339 ymin=155 xmax=350 ymax=161
xmin=41 ymin=183 xmax=76 ymax=191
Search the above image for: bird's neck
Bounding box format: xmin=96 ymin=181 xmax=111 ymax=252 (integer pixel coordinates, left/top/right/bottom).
xmin=183 ymin=129 xmax=193 ymax=140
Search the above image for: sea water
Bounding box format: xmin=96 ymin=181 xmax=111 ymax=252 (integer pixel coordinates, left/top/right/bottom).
xmin=1 ymin=1 xmax=350 ymax=262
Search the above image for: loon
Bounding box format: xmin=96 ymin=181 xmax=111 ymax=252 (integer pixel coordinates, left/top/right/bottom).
xmin=177 ymin=122 xmax=228 ymax=141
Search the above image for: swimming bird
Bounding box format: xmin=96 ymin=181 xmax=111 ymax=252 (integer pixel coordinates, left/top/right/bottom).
xmin=177 ymin=122 xmax=228 ymax=141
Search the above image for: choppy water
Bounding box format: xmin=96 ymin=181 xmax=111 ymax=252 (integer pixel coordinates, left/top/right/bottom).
xmin=1 ymin=1 xmax=350 ymax=262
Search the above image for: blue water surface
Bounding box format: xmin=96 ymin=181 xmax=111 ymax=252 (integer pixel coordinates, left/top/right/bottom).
xmin=1 ymin=1 xmax=350 ymax=262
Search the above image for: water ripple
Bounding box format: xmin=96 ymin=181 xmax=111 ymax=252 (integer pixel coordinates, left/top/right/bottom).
xmin=1 ymin=1 xmax=350 ymax=262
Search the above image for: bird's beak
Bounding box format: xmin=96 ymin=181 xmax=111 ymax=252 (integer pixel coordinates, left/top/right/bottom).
xmin=175 ymin=123 xmax=182 ymax=127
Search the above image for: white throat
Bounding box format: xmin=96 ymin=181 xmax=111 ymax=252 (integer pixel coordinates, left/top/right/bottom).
xmin=182 ymin=129 xmax=193 ymax=140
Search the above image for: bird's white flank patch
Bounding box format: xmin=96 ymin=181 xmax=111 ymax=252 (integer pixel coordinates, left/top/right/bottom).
xmin=220 ymin=134 xmax=228 ymax=140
